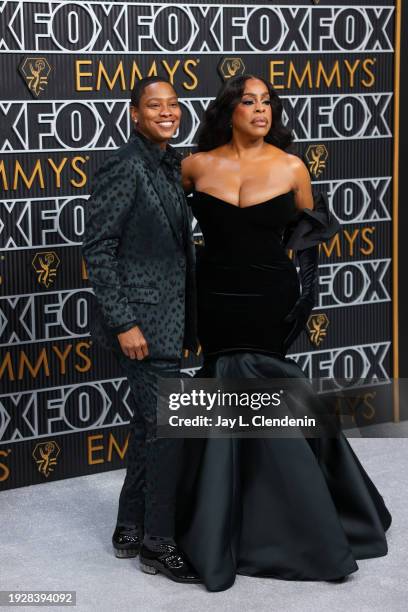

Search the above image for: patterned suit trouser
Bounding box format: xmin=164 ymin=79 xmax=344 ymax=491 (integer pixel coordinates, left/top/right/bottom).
xmin=114 ymin=354 xmax=183 ymax=537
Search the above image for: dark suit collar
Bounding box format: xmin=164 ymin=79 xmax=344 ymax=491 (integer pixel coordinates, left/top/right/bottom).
xmin=130 ymin=128 xmax=187 ymax=248
xmin=131 ymin=127 xmax=182 ymax=174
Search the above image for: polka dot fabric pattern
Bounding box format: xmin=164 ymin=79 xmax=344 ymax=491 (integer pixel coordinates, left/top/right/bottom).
xmin=82 ymin=130 xmax=198 ymax=360
xmin=115 ymin=356 xmax=183 ymax=535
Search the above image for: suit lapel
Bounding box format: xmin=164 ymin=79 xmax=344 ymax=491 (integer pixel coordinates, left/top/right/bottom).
xmin=173 ymin=179 xmax=192 ymax=241
xmin=132 ymin=133 xmax=184 ymax=247
xmin=143 ymin=162 xmax=184 ymax=248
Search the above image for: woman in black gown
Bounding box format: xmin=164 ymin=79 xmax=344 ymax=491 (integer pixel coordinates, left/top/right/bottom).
xmin=177 ymin=75 xmax=391 ymax=591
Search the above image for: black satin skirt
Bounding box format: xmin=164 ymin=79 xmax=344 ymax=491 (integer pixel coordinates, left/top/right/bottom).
xmin=176 ymin=352 xmax=392 ymax=592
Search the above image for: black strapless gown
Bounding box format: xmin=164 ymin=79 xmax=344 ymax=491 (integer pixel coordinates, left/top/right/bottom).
xmin=176 ymin=190 xmax=392 ymax=591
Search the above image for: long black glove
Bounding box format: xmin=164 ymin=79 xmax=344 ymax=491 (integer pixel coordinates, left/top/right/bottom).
xmin=283 ymin=245 xmax=319 ymax=352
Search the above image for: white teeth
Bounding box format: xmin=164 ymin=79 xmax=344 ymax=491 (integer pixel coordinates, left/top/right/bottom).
xmin=158 ymin=122 xmax=173 ymax=127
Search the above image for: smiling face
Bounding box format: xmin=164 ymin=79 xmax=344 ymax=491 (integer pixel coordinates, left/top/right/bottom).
xmin=231 ymin=78 xmax=272 ymax=138
xmin=130 ymin=81 xmax=181 ymax=146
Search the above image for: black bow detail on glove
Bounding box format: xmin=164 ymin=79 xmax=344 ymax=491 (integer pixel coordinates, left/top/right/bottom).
xmin=283 ymin=245 xmax=319 ymax=353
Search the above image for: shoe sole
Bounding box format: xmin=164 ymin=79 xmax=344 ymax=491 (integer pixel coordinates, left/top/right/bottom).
xmin=113 ymin=546 xmax=140 ymax=559
xmin=140 ymin=560 xmax=201 ymax=583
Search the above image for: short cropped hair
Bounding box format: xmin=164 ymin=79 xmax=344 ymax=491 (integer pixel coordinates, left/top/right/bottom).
xmin=130 ymin=77 xmax=174 ymax=107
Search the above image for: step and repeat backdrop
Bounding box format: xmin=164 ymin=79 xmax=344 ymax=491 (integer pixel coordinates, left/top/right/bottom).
xmin=0 ymin=0 xmax=399 ymax=489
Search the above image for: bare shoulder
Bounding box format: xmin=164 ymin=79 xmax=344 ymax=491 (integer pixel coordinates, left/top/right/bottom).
xmin=182 ymin=150 xmax=209 ymax=165
xmin=182 ymin=148 xmax=228 ymax=179
xmin=181 ymin=151 xmax=217 ymax=191
xmin=263 ymin=145 xmax=309 ymax=179
xmin=278 ymin=151 xmax=311 ymax=186
xmin=283 ymin=153 xmax=313 ymax=208
xmin=182 ymin=150 xmax=212 ymax=174
xmin=285 ymin=152 xmax=310 ymax=178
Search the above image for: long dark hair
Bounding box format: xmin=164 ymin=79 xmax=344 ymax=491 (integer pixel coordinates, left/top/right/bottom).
xmin=196 ymin=75 xmax=293 ymax=152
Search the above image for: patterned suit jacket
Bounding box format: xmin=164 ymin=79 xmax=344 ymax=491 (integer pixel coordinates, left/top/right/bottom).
xmin=82 ymin=129 xmax=198 ymax=360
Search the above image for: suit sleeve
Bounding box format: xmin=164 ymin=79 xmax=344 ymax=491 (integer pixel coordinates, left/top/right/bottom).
xmin=82 ymin=154 xmax=138 ymax=334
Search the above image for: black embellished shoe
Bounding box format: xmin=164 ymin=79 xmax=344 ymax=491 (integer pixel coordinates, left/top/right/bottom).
xmin=112 ymin=526 xmax=143 ymax=558
xmin=139 ymin=543 xmax=201 ymax=583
